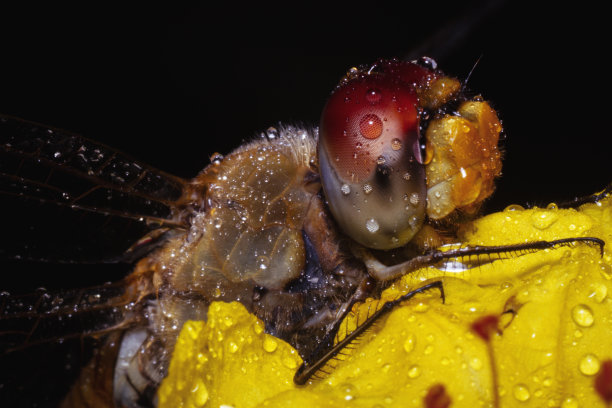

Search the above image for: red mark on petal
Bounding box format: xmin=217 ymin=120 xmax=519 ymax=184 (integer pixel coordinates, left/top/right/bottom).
xmin=424 ymin=383 xmax=451 ymax=408
xmin=471 ymin=315 xmax=500 ymax=341
xmin=595 ymin=359 xmax=612 ymax=403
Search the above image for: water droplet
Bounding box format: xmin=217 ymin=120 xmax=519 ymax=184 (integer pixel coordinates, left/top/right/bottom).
xmin=560 ymin=396 xmax=578 ymax=408
xmin=266 ymin=126 xmax=279 ymax=139
xmin=210 ymin=152 xmax=224 ymax=165
xmin=414 ymin=302 xmax=429 ymax=312
xmin=366 ymin=218 xmax=379 ymax=233
xmin=579 ymin=353 xmax=600 ymax=375
xmin=571 ymin=304 xmax=594 ymax=327
xmin=363 ymin=183 xmax=373 ymax=194
xmin=376 ymin=155 xmax=386 ymax=165
xmin=504 ymin=204 xmax=525 ymax=212
xmin=263 ymin=337 xmax=278 ymax=353
xmin=228 ymin=341 xmax=239 ymax=353
xmin=340 ymin=383 xmax=355 ymax=401
xmin=531 ymin=211 xmax=558 ymax=230
xmin=403 ymin=172 xmax=411 ymax=180
xmin=359 ymin=114 xmax=383 ymax=139
xmin=341 ymin=184 xmax=351 ymax=195
xmin=588 ymin=282 xmax=608 ymax=302
xmin=469 ymin=357 xmax=483 ymax=370
xmin=347 ymin=67 xmax=359 ymax=78
xmin=600 ymin=264 xmax=612 ymax=280
xmin=546 ymin=202 xmax=559 ymax=210
xmin=403 ymin=334 xmax=416 ymax=353
xmin=409 ymin=192 xmax=420 ymax=206
xmin=407 ymin=365 xmax=420 ymax=378
xmin=513 ymin=384 xmax=530 ymax=401
xmin=257 ymin=256 xmax=270 ymax=271
xmin=424 ymin=345 xmax=434 ymax=355
xmin=191 ymin=379 xmax=209 ymax=406
xmin=365 ymin=88 xmax=382 ymax=104
xmin=391 ymin=138 xmax=402 ymax=150
xmin=282 ymin=356 xmax=297 ymax=369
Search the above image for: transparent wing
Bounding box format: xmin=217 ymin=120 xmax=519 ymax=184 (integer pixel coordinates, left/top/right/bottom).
xmin=0 ymin=114 xmax=191 ymax=262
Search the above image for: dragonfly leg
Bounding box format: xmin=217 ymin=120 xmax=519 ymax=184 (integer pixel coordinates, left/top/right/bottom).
xmin=294 ymin=280 xmax=444 ymax=385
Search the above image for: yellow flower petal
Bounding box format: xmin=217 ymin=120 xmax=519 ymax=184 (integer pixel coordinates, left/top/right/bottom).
xmin=159 ymin=193 xmax=612 ymax=407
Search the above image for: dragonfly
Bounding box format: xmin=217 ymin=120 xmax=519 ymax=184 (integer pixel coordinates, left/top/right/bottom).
xmin=1 ymin=54 xmax=606 ymax=406
xmin=0 ymin=2 xmax=609 ymax=407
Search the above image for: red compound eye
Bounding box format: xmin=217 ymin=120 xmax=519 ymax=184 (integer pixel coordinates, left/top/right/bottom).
xmin=376 ymin=57 xmax=437 ymax=87
xmin=317 ymin=60 xmax=435 ymax=250
xmin=319 ymin=74 xmax=419 ymax=180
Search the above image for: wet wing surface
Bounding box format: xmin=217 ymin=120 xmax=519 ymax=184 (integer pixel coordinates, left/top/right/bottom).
xmin=0 ymin=114 xmax=189 ymax=263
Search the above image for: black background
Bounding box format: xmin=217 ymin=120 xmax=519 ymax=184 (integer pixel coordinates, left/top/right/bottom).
xmin=0 ymin=1 xmax=609 ymax=406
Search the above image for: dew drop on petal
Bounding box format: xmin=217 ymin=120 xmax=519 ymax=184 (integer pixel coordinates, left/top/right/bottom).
xmin=513 ymin=384 xmax=530 ymax=401
xmin=571 ymin=304 xmax=594 ymax=327
xmin=282 ymin=356 xmax=297 ymax=369
xmin=469 ymin=357 xmax=483 ymax=370
xmin=531 ymin=211 xmax=558 ymax=230
xmin=579 ymin=353 xmax=600 ymax=375
xmin=263 ymin=337 xmax=278 ymax=353
xmin=340 ymin=383 xmax=355 ymax=401
xmin=504 ymin=204 xmax=525 ymax=212
xmin=363 ymin=183 xmax=373 ymax=195
xmin=253 ymin=321 xmax=264 ymax=334
xmin=191 ymin=379 xmax=209 ymax=406
xmin=588 ymin=282 xmax=608 ymax=303
xmin=341 ymin=184 xmax=351 ymax=195
xmin=403 ymin=334 xmax=416 ymax=353
xmin=560 ymin=397 xmax=578 ymax=408
xmin=407 ymin=365 xmax=420 ymax=378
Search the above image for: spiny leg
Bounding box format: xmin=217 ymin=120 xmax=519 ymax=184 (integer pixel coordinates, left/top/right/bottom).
xmin=362 ymin=237 xmax=604 ymax=282
xmin=556 ymin=182 xmax=612 ymax=209
xmin=294 ymin=281 xmax=444 ymax=385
